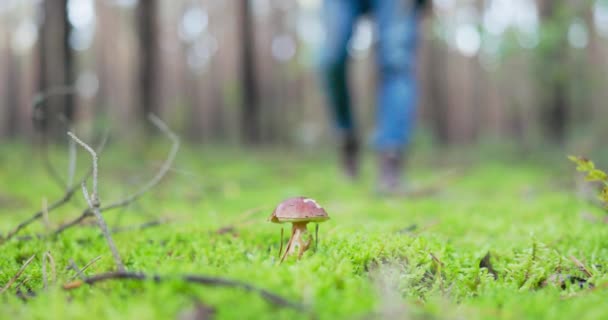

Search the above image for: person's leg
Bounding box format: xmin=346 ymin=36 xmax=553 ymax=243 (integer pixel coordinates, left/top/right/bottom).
xmin=371 ymin=0 xmax=419 ymax=191
xmin=318 ymin=0 xmax=364 ymax=178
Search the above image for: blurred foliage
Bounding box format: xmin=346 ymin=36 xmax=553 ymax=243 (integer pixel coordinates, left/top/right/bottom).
xmin=570 ymin=155 xmax=608 ymax=207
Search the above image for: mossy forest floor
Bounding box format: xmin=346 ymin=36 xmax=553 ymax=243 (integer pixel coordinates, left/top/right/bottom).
xmin=1 ymin=143 xmax=607 ymax=319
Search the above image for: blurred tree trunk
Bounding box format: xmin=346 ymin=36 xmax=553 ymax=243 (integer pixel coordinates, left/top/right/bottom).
xmin=237 ymin=0 xmax=260 ymax=144
xmin=38 ymin=0 xmax=74 ymax=136
xmin=427 ymin=37 xmax=450 ymax=144
xmin=5 ymin=47 xmax=19 ymax=138
xmin=1 ymin=25 xmax=19 ymax=139
xmin=584 ymin=3 xmax=606 ymax=140
xmin=537 ymin=0 xmax=568 ymax=144
xmin=94 ymin=1 xmax=110 ymax=118
xmin=136 ymin=0 xmax=160 ymax=126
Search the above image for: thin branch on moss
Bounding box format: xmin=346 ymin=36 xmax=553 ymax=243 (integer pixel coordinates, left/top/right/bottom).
xmin=69 ymin=256 xmax=102 ymax=281
xmin=216 ymin=206 xmax=264 ymax=235
xmin=69 ymin=131 xmax=125 ymax=272
xmin=67 ymin=136 xmax=77 ymax=187
xmin=0 ymin=254 xmax=36 ymax=294
xmin=62 ymin=271 xmax=307 ymax=312
xmin=111 ymin=218 xmax=170 ymax=234
xmin=101 ymin=114 xmax=180 ymax=212
xmin=570 ymin=255 xmax=593 ymax=278
xmin=42 ymin=251 xmax=57 ymax=289
xmin=14 ymin=277 xmax=31 ymax=293
xmin=1 ymin=132 xmax=109 ymax=244
xmin=68 ymin=259 xmax=80 ymax=274
xmin=41 ymin=198 xmax=50 ymax=232
xmin=53 ymin=114 xmax=179 ymax=236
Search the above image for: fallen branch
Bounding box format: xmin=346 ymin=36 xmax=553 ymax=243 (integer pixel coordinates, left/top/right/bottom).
xmin=42 ymin=251 xmax=57 ymax=289
xmin=14 ymin=277 xmax=35 ymax=301
xmin=1 ymin=132 xmax=109 ymax=244
xmin=215 ymin=207 xmax=264 ymax=235
xmin=101 ymin=114 xmax=180 ymax=211
xmin=1 ymin=254 xmax=36 ymax=294
xmin=41 ymin=198 xmax=51 ymax=232
xmin=63 ymin=271 xmax=307 ymax=312
xmin=53 ymin=114 xmax=179 ymax=236
xmin=69 ymin=131 xmax=125 ymax=272
xmin=69 ymin=256 xmax=102 ymax=281
xmin=111 ymin=219 xmax=170 ymax=234
xmin=570 ymin=255 xmax=593 ymax=278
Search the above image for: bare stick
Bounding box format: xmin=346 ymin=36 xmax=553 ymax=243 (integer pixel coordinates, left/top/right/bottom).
xmin=14 ymin=277 xmax=31 ymax=292
xmin=430 ymin=252 xmax=445 ymax=293
xmin=69 ymin=256 xmax=102 ymax=281
xmin=68 ymin=259 xmax=80 ymax=273
xmin=570 ymin=255 xmax=593 ymax=278
xmin=101 ymin=114 xmax=179 ymax=211
xmin=111 ymin=219 xmax=170 ymax=234
xmin=68 ymin=133 xmax=98 ymax=195
xmin=1 ymin=132 xmax=109 ymax=243
xmin=1 ymin=254 xmax=36 ymax=294
xmin=67 ymin=136 xmax=77 ymax=187
xmin=3 ymin=192 xmax=79 ymax=243
xmin=42 ymin=251 xmax=56 ymax=289
xmin=62 ymin=271 xmax=307 ymax=312
xmin=41 ymin=198 xmax=50 ymax=232
xmin=216 ymin=207 xmax=265 ymax=235
xmin=52 ymin=213 xmax=90 ymax=235
xmin=69 ymin=131 xmax=125 ymax=272
xmin=53 ymin=115 xmax=179 ymax=236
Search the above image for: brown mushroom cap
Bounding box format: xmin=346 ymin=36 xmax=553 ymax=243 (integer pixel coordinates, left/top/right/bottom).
xmin=268 ymin=197 xmax=330 ymax=223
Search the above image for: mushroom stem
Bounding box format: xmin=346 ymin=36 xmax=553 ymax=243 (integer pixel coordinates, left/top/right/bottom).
xmin=280 ymin=222 xmax=312 ymax=263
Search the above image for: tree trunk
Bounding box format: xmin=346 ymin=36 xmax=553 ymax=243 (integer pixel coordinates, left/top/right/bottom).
xmin=136 ymin=0 xmax=160 ymax=126
xmin=237 ymin=0 xmax=260 ymax=144
xmin=537 ymin=0 xmax=569 ymax=143
xmin=428 ymin=38 xmax=450 ymax=144
xmin=5 ymin=47 xmax=19 ymax=138
xmin=37 ymin=0 xmax=74 ymax=137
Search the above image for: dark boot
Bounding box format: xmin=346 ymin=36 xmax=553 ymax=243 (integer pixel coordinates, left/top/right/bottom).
xmin=340 ymin=134 xmax=360 ymax=179
xmin=377 ymin=150 xmax=404 ymax=194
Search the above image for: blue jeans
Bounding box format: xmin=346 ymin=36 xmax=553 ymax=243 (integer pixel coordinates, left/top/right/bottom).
xmin=319 ymin=0 xmax=420 ymax=151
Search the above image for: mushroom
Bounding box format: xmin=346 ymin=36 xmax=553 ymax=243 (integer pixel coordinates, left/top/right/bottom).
xmin=268 ymin=197 xmax=330 ymax=262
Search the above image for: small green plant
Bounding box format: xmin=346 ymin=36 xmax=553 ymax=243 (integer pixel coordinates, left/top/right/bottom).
xmin=569 ymin=155 xmax=608 ymax=207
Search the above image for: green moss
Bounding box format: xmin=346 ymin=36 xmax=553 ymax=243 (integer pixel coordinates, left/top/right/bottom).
xmin=0 ymin=144 xmax=606 ymax=319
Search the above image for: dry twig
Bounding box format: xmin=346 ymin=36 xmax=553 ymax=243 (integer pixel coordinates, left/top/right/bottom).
xmin=111 ymin=219 xmax=170 ymax=234
xmin=68 ymin=131 xmax=125 ymax=272
xmin=0 ymin=254 xmax=36 ymax=294
xmin=570 ymin=255 xmax=593 ymax=278
xmin=41 ymin=198 xmax=51 ymax=232
xmin=69 ymin=256 xmax=103 ymax=281
xmin=63 ymin=271 xmax=307 ymax=312
xmin=53 ymin=114 xmax=179 ymax=236
xmin=1 ymin=132 xmax=108 ymax=243
xmin=42 ymin=251 xmax=57 ymax=289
